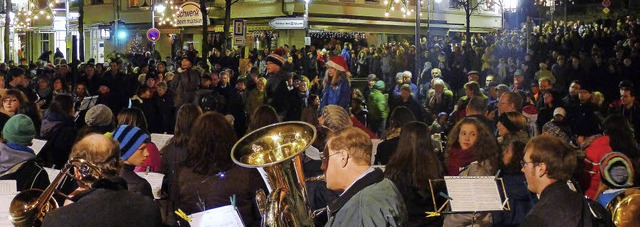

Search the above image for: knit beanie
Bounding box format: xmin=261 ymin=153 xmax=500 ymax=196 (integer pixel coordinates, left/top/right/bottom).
xmin=112 ymin=125 xmax=150 ymax=160
xmin=265 ymin=54 xmax=285 ymax=68
xmin=3 ymin=114 xmax=35 ymax=146
xmin=600 ymin=152 xmax=635 ymax=188
xmin=373 ymin=80 xmax=386 ymax=91
xmin=85 ymin=104 xmax=114 ymax=127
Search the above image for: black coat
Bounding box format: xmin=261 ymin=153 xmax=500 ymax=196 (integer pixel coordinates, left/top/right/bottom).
xmin=42 ymin=177 xmax=162 ymax=227
xmin=0 ymin=159 xmax=49 ymax=191
xmin=520 ymin=181 xmax=602 ymax=227
xmin=120 ymin=164 xmax=154 ymax=199
xmin=156 ymin=89 xmax=175 ymax=134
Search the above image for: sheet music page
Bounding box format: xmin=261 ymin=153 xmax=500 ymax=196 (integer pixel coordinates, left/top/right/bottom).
xmin=29 ymin=139 xmax=47 ymax=156
xmin=444 ymin=176 xmax=503 ymax=212
xmin=189 ymin=205 xmax=245 ymax=227
xmin=0 ymin=180 xmax=17 ymax=227
xmin=79 ymin=96 xmax=99 ymax=111
xmin=43 ymin=168 xmax=61 ymax=184
xmin=370 ymin=139 xmax=382 ymax=164
xmin=135 ymin=172 xmax=164 ymax=199
xmin=150 ymin=134 xmax=174 ymax=151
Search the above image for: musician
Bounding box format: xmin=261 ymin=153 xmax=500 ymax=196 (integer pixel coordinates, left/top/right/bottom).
xmin=0 ymin=114 xmax=49 ymax=191
xmin=323 ymin=127 xmax=408 ymax=226
xmin=112 ymin=125 xmax=154 ymax=198
xmin=520 ymin=135 xmax=610 ymax=226
xmin=42 ymin=134 xmax=161 ymax=226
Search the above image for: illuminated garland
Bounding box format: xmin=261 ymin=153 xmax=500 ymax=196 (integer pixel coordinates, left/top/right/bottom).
xmin=13 ymin=4 xmax=54 ymax=31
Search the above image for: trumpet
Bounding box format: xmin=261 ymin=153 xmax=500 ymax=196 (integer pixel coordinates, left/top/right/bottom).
xmin=9 ymin=158 xmax=103 ymax=227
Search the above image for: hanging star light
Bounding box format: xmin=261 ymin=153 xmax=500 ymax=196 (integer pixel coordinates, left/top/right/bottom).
xmin=156 ymin=0 xmax=184 ymax=27
xmin=384 ymin=0 xmax=421 ymax=17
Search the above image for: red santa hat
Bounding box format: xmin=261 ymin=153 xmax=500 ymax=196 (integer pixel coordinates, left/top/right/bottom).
xmin=326 ymin=56 xmax=348 ymax=72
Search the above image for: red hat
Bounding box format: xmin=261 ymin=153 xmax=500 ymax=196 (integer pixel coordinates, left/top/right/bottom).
xmin=326 ymin=56 xmax=348 ymax=72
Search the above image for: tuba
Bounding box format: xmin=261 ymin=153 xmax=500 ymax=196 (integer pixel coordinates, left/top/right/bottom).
xmin=231 ymin=121 xmax=316 ymax=227
xmin=9 ymin=158 xmax=103 ymax=227
xmin=605 ymin=188 xmax=640 ymax=227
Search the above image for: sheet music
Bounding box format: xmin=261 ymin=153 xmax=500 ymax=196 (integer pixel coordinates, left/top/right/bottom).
xmin=444 ymin=176 xmax=503 ymax=212
xmin=43 ymin=168 xmax=61 ymax=184
xmin=29 ymin=139 xmax=47 ymax=156
xmin=189 ymin=205 xmax=245 ymax=227
xmin=0 ymin=180 xmax=17 ymax=227
xmin=370 ymin=139 xmax=382 ymax=164
xmin=135 ymin=172 xmax=164 ymax=199
xmin=78 ymin=96 xmax=99 ymax=111
xmin=150 ymin=134 xmax=174 ymax=151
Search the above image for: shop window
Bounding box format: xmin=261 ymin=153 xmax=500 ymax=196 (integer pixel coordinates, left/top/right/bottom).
xmin=41 ymin=33 xmax=50 ymax=54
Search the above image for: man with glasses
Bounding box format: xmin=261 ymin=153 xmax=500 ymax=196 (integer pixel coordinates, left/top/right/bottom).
xmin=520 ymin=135 xmax=608 ymax=226
xmin=322 ymin=127 xmax=407 ymax=226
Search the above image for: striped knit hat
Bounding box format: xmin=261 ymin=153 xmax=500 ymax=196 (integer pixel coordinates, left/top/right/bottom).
xmin=112 ymin=125 xmax=150 ymax=160
xmin=265 ymin=54 xmax=285 ymax=68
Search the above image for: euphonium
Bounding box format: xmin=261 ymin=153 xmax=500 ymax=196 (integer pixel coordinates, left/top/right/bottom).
xmin=605 ymin=188 xmax=640 ymax=227
xmin=231 ymin=121 xmax=316 ymax=227
xmin=9 ymin=158 xmax=103 ymax=227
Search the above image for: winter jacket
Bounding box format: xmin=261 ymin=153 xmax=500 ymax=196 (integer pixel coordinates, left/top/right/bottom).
xmin=245 ymin=89 xmax=266 ymax=120
xmin=42 ymin=177 xmax=162 ymax=227
xmin=120 ymin=164 xmax=154 ymax=199
xmin=171 ymin=68 xmax=200 ymax=108
xmin=156 ymin=89 xmax=175 ymax=134
xmin=325 ymin=168 xmax=408 ymax=226
xmin=320 ymin=77 xmax=351 ymax=112
xmin=0 ymin=143 xmax=49 ymax=191
xmin=520 ymin=181 xmax=595 ymax=227
xmin=492 ymin=168 xmax=535 ymax=226
xmin=579 ymin=135 xmax=613 ymax=199
xmin=37 ymin=113 xmax=77 ymax=169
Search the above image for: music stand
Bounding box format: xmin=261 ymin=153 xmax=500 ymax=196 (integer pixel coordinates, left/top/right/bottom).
xmin=426 ymin=176 xmax=510 ymax=219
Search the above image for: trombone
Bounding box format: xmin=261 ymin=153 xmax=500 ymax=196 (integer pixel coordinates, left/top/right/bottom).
xmin=9 ymin=158 xmax=103 ymax=227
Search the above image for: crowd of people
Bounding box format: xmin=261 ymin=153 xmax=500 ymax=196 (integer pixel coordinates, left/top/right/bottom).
xmin=1 ymin=15 xmax=640 ymax=226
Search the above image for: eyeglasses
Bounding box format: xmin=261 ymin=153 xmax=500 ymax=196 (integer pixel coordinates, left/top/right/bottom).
xmin=520 ymin=160 xmax=536 ymax=168
xmin=3 ymin=99 xmax=18 ymax=104
xmin=320 ymin=151 xmax=342 ymax=162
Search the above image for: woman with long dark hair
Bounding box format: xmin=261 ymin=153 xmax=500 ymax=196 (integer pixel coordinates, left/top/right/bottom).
xmin=37 ymin=94 xmax=77 ymax=169
xmin=374 ymin=106 xmax=416 ymax=165
xmin=385 ymin=121 xmax=445 ymax=226
xmin=248 ymin=105 xmax=279 ymax=132
xmin=177 ymin=112 xmax=265 ymax=226
xmin=161 ymin=104 xmax=202 ymax=225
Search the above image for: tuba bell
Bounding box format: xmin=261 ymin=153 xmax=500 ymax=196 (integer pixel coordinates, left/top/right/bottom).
xmin=231 ymin=121 xmax=316 ymax=227
xmin=605 ymin=188 xmax=640 ymax=227
xmin=9 ymin=158 xmax=103 ymax=227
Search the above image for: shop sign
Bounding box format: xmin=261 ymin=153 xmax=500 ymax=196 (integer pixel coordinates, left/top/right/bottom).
xmin=176 ymin=2 xmax=203 ymax=27
xmin=269 ymin=17 xmax=307 ymax=30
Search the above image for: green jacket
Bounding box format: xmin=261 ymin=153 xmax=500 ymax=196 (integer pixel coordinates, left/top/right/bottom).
xmin=326 ymin=168 xmax=408 ymax=227
xmin=367 ymin=89 xmax=388 ymax=122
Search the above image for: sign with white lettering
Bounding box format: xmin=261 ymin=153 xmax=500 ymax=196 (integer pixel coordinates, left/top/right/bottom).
xmin=176 ymin=2 xmax=203 ymax=27
xmin=269 ymin=17 xmax=307 ymax=30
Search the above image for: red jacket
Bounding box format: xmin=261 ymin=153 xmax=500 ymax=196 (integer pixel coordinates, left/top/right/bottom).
xmin=580 ymin=135 xmax=612 ymax=199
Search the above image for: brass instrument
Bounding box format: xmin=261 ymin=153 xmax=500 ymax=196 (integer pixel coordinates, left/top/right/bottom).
xmin=9 ymin=158 xmax=103 ymax=227
xmin=605 ymin=188 xmax=640 ymax=227
xmin=231 ymin=121 xmax=316 ymax=227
